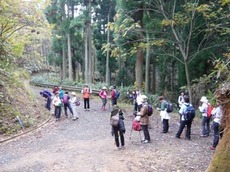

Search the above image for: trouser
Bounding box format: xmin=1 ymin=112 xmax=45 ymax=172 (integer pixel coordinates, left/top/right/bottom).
xmin=201 ymin=116 xmax=210 ymax=135
xmin=176 ymin=120 xmax=192 ymax=139
xmin=54 ymin=106 xmax=61 ymax=119
xmin=64 ymin=103 xmax=73 ymax=116
xmin=111 ymin=99 xmax=117 ymax=106
xmin=141 ymin=125 xmax=150 ymax=141
xmin=162 ymin=119 xmax=169 ymax=133
xmin=70 ymin=104 xmax=79 ymax=119
xmin=84 ymin=98 xmax=90 ymax=109
xmin=46 ymin=97 xmax=51 ymax=111
xmin=213 ymin=121 xmax=220 ymax=147
xmin=114 ymin=127 xmax=124 ymax=147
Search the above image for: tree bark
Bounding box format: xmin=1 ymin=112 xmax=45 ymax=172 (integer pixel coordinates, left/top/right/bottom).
xmin=145 ymin=33 xmax=150 ymax=93
xmin=135 ymin=48 xmax=144 ymax=90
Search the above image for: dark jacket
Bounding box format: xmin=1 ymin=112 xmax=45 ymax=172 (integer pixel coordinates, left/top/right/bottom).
xmin=111 ymin=109 xmax=125 ymax=133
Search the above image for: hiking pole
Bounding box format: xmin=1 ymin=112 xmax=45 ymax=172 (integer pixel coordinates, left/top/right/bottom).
xmin=129 ymin=126 xmax=133 ymax=140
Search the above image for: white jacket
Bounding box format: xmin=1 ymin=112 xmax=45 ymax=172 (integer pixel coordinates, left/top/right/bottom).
xmin=211 ymin=106 xmax=223 ymax=124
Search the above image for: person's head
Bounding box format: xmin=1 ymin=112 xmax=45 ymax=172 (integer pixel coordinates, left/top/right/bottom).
xmin=71 ymin=92 xmax=76 ymax=96
xmin=141 ymin=95 xmax=147 ymax=103
xmin=184 ymin=95 xmax=189 ymax=103
xmin=102 ymin=86 xmax=107 ymax=90
xmin=59 ymin=86 xmax=62 ymax=90
xmin=158 ymin=96 xmax=164 ymax=101
xmin=40 ymin=91 xmax=43 ymax=95
xmin=200 ymin=96 xmax=208 ymax=103
xmin=180 ymin=91 xmax=184 ymax=96
xmin=136 ymin=90 xmax=141 ymax=95
xmin=84 ymin=83 xmax=88 ymax=87
xmin=65 ymin=91 xmax=68 ymax=94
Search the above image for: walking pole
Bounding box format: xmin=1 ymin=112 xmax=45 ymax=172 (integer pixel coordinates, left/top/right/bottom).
xmin=129 ymin=125 xmax=133 ymax=140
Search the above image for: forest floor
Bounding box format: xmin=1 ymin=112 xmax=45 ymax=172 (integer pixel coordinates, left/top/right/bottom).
xmin=0 ymin=84 xmax=215 ymax=172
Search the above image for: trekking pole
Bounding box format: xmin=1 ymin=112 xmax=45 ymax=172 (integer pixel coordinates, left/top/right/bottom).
xmin=129 ymin=126 xmax=133 ymax=140
xmin=108 ymin=102 xmax=110 ymax=112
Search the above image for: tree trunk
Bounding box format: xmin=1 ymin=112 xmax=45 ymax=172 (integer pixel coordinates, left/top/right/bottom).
xmin=145 ymin=33 xmax=150 ymax=93
xmin=84 ymin=26 xmax=88 ymax=83
xmin=62 ymin=45 xmax=67 ymax=80
xmin=67 ymin=33 xmax=73 ymax=80
xmin=135 ymin=48 xmax=144 ymax=90
xmin=106 ymin=10 xmax=110 ymax=86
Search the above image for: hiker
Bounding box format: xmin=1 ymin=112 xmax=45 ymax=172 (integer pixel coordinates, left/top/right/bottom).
xmin=99 ymin=86 xmax=107 ymax=111
xmin=199 ymin=96 xmax=210 ymax=137
xmin=110 ymin=106 xmax=126 ymax=150
xmin=62 ymin=91 xmax=74 ymax=118
xmin=40 ymin=90 xmax=52 ymax=111
xmin=136 ymin=90 xmax=142 ymax=112
xmin=178 ymin=91 xmax=185 ymax=109
xmin=158 ymin=96 xmax=170 ymax=133
xmin=52 ymin=86 xmax=59 ymax=95
xmin=58 ymin=86 xmax=64 ymax=100
xmin=110 ymin=86 xmax=118 ymax=106
xmin=209 ymin=101 xmax=223 ymax=150
xmin=81 ymin=84 xmax=91 ymax=111
xmin=176 ymin=95 xmax=195 ymax=140
xmin=69 ymin=92 xmax=79 ymax=120
xmin=52 ymin=92 xmax=62 ymax=121
xmin=139 ymin=95 xmax=151 ymax=143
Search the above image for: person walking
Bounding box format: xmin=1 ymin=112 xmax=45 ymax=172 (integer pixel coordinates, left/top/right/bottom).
xmin=158 ymin=96 xmax=170 ymax=133
xmin=176 ymin=95 xmax=195 ymax=140
xmin=139 ymin=95 xmax=151 ymax=143
xmin=199 ymin=96 xmax=210 ymax=137
xmin=69 ymin=92 xmax=79 ymax=120
xmin=62 ymin=91 xmax=74 ymax=118
xmin=81 ymin=84 xmax=91 ymax=111
xmin=52 ymin=92 xmax=62 ymax=121
xmin=110 ymin=106 xmax=126 ymax=150
xmin=99 ymin=86 xmax=107 ymax=111
xmin=210 ymin=101 xmax=223 ymax=150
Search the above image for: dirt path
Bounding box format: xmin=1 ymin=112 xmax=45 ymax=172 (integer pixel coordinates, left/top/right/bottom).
xmin=0 ymin=86 xmax=215 ymax=172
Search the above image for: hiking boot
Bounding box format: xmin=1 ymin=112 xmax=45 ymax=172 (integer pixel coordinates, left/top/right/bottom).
xmin=121 ymin=146 xmax=125 ymax=150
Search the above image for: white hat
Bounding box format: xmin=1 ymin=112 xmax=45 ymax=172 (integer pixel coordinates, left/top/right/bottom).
xmin=141 ymin=95 xmax=147 ymax=102
xmin=200 ymin=96 xmax=208 ymax=103
xmin=102 ymin=86 xmax=107 ymax=90
xmin=71 ymin=92 xmax=76 ymax=96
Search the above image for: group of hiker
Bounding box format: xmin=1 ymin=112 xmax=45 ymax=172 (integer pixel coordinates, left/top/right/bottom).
xmin=111 ymin=90 xmax=223 ymax=151
xmin=40 ymin=86 xmax=223 ymax=151
xmin=40 ymin=84 xmax=92 ymax=121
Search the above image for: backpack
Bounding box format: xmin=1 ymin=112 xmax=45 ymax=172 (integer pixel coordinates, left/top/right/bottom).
xmin=115 ymin=91 xmax=120 ymax=99
xmin=110 ymin=109 xmax=120 ymax=127
xmin=166 ymin=102 xmax=173 ymax=113
xmin=44 ymin=90 xmax=52 ymax=97
xmin=207 ymin=104 xmax=214 ymax=118
xmin=74 ymin=99 xmax=80 ymax=106
xmin=147 ymin=105 xmax=153 ymax=116
xmin=132 ymin=120 xmax=141 ymax=131
xmin=184 ymin=104 xmax=195 ymax=121
xmin=62 ymin=95 xmax=69 ymax=104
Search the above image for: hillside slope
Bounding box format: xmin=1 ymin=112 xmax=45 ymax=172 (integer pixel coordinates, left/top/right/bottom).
xmin=0 ymin=69 xmax=50 ymax=137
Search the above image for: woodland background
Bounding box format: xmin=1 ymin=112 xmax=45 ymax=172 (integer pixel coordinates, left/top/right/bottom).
xmin=0 ymin=0 xmax=229 ymax=171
